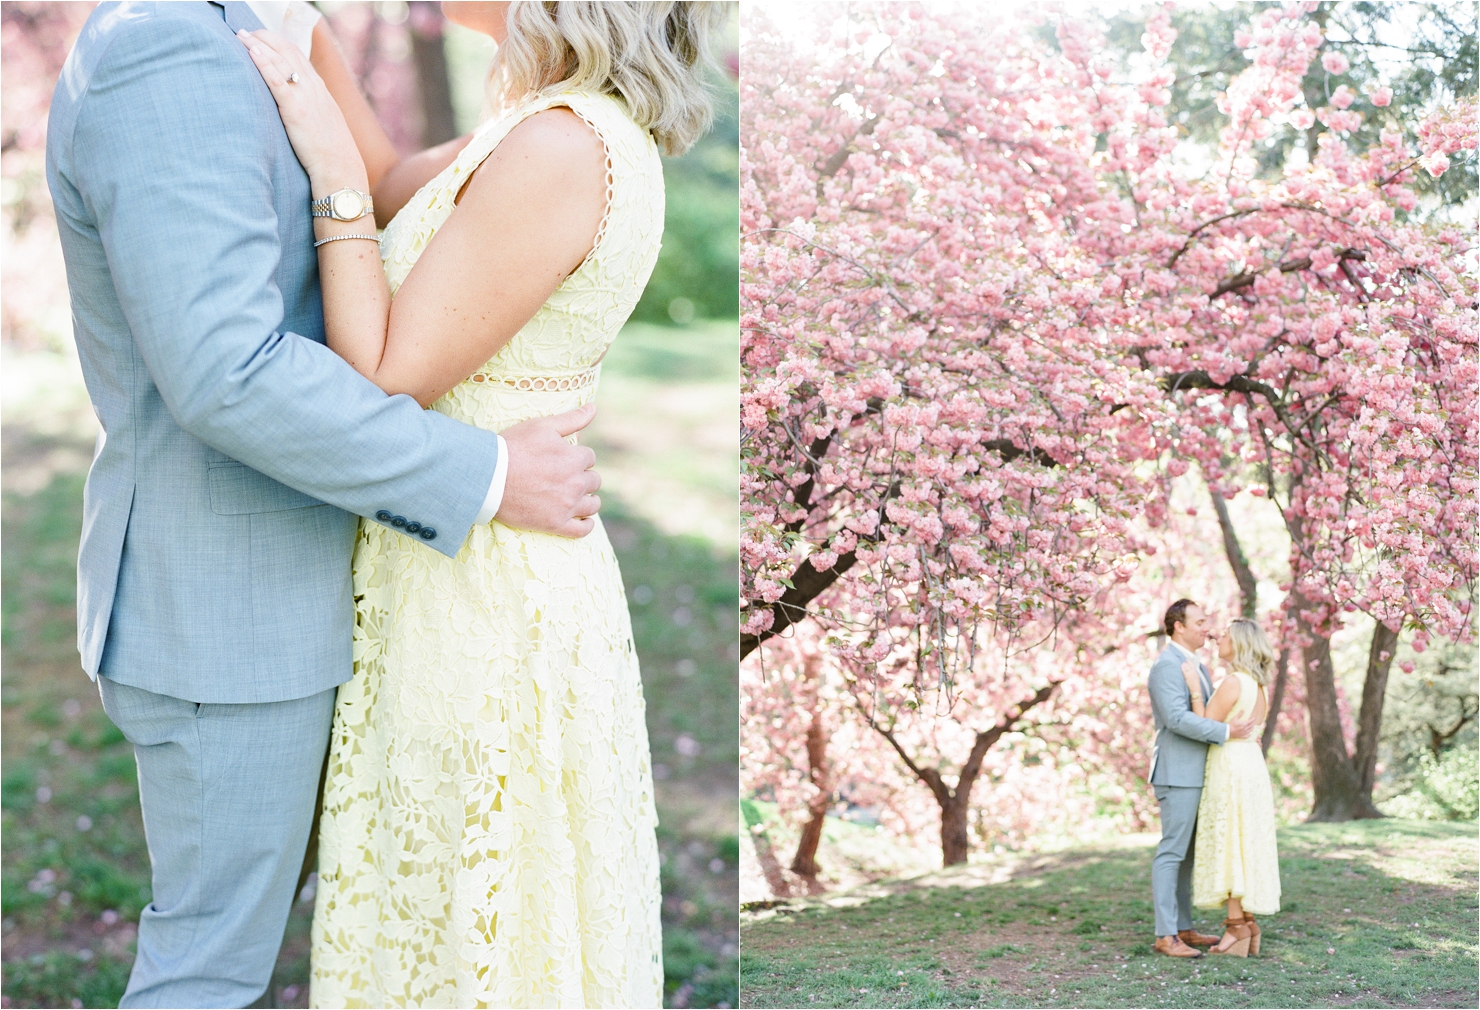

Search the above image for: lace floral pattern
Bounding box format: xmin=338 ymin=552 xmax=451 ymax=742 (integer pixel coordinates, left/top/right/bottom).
xmin=1192 ymin=670 xmax=1282 ymax=916
xmin=310 ymin=92 xmax=665 ymax=1009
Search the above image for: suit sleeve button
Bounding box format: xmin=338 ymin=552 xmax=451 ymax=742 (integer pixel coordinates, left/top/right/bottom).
xmin=419 ymin=527 xmax=437 ymax=540
xmin=375 ymin=510 xmax=392 ymax=522
xmin=390 ymin=515 xmax=407 ymax=528
xmin=404 ymin=521 xmax=422 ymax=534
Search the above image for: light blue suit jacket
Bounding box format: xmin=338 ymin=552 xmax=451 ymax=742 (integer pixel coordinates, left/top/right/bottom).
xmin=1147 ymin=642 xmax=1230 ymax=788
xmin=47 ymin=1 xmax=500 ymax=703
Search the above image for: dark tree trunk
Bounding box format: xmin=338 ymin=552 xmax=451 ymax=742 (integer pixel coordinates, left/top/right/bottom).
xmin=939 ymin=796 xmax=972 ymax=867
xmin=1295 ymin=588 xmax=1382 ymax=820
xmin=790 ymin=712 xmax=830 ymax=879
xmin=1260 ymin=647 xmax=1290 ymax=757
xmin=1210 ymin=489 xmax=1259 ymax=618
xmin=1352 ymin=620 xmax=1399 ymax=808
xmin=790 ymin=808 xmax=826 ymax=879
xmin=408 ymin=2 xmax=457 ymax=146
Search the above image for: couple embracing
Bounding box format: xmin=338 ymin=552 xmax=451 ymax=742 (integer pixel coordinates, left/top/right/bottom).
xmin=47 ymin=2 xmax=723 ymax=1007
xmin=1148 ymin=599 xmax=1283 ymax=959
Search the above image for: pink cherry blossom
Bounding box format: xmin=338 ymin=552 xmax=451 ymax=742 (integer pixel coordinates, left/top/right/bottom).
xmin=742 ymin=1 xmax=1477 ymax=866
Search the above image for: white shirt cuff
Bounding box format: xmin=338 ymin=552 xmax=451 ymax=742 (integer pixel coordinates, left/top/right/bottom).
xmin=473 ymin=435 xmax=509 ymax=526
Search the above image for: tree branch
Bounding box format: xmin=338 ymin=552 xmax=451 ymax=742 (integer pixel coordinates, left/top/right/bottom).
xmin=1210 ymin=248 xmax=1366 ymax=299
xmin=982 ymin=438 xmax=1061 ymax=468
xmin=743 ymin=437 xmax=1062 ymax=658
xmin=873 ymin=721 xmax=952 ymax=806
xmin=1210 ymin=489 xmax=1259 ymax=618
xmin=957 ymin=682 xmax=1060 ymax=796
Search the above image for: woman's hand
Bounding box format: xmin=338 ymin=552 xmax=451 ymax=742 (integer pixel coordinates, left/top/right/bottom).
xmin=1181 ymin=659 xmax=1208 ymax=717
xmin=1180 ymin=659 xmax=1202 ymax=695
xmin=237 ymin=28 xmax=368 ymax=194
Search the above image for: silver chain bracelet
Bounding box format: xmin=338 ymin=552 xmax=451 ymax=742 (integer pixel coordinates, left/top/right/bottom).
xmin=313 ymin=234 xmax=379 ymax=249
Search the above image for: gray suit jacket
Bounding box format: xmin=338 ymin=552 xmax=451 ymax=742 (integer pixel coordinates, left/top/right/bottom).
xmin=1147 ymin=643 xmax=1229 ymax=788
xmin=47 ymin=1 xmax=500 ymax=703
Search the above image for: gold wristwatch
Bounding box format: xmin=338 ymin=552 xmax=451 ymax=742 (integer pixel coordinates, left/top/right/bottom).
xmin=310 ymin=188 xmax=374 ymax=222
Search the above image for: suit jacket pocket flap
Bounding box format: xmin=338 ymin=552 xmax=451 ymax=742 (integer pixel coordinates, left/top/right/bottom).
xmin=208 ymin=462 xmax=324 ymax=515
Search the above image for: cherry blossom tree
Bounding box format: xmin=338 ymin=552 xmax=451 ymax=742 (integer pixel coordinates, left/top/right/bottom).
xmin=741 ymin=0 xmax=1477 ymax=841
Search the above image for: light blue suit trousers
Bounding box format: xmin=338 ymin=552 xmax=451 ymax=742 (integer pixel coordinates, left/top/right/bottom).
xmin=98 ymin=679 xmax=334 ymax=1008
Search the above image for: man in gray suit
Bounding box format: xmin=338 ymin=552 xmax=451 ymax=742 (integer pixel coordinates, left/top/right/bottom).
xmin=46 ymin=3 xmax=601 ymax=1005
xmin=1147 ymin=598 xmax=1256 ymax=958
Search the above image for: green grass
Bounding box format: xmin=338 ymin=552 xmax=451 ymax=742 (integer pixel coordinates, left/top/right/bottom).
xmin=2 ymin=461 xmax=148 ymax=1010
xmin=2 ymin=438 xmax=737 ymax=1008
xmin=605 ymin=498 xmax=739 ymax=1009
xmin=740 ymin=819 xmax=1478 ymax=1008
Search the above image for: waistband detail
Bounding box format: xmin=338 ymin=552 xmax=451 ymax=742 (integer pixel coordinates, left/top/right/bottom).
xmin=466 ymin=367 xmax=599 ymax=392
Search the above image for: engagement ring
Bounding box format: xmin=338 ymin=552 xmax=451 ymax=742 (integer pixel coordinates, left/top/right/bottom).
xmin=288 ymin=72 xmax=301 ymax=84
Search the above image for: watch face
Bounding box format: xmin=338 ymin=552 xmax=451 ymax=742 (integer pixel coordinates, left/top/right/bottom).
xmin=332 ymin=191 xmax=364 ymax=220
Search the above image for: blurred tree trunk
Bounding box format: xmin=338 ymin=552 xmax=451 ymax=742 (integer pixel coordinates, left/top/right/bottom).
xmin=1210 ymin=489 xmax=1258 ymax=619
xmin=789 ymin=710 xmax=829 ymax=881
xmin=408 ymin=2 xmax=457 ymax=146
xmin=1260 ymin=648 xmax=1289 ymax=757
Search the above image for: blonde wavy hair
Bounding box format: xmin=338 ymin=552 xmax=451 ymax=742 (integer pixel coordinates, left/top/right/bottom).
xmin=490 ymin=1 xmax=728 ymax=156
xmin=1225 ymin=619 xmax=1277 ymax=686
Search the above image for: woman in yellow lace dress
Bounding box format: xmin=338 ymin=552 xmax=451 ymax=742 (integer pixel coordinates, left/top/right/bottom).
xmin=1181 ymin=618 xmax=1282 ymax=957
xmin=240 ymin=4 xmax=726 ymax=1006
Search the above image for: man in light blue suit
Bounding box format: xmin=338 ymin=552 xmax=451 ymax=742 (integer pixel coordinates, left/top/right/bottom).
xmin=46 ymin=3 xmax=601 ymax=1005
xmin=1146 ymin=598 xmax=1256 ymax=959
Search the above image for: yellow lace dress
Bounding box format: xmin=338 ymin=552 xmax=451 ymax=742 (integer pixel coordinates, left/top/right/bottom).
xmin=309 ymin=91 xmax=665 ymax=1009
xmin=1192 ymin=670 xmax=1281 ymax=916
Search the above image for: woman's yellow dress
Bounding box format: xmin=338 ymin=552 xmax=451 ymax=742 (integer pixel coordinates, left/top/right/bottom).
xmin=309 ymin=92 xmax=665 ymax=1009
xmin=1193 ymin=669 xmax=1282 ymax=916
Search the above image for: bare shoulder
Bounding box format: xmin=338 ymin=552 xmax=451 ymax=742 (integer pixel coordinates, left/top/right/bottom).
xmin=1212 ymin=672 xmax=1242 ymax=702
xmin=493 ymin=107 xmax=606 ymax=174
xmin=455 ymin=106 xmax=606 ymax=214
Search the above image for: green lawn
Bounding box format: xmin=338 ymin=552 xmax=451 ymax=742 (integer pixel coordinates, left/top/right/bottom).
xmin=740 ymin=819 xmax=1478 ymax=1009
xmin=1 ymin=332 xmax=738 ymax=1009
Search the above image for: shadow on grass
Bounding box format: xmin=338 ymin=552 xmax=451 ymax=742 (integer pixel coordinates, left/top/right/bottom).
xmin=1 ymin=457 xmax=737 ymax=1009
xmin=739 ymin=820 xmax=1478 ymax=1009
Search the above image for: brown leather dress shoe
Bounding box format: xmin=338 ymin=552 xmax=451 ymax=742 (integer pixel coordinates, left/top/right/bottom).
xmin=1153 ymin=935 xmax=1204 ymax=958
xmin=1179 ymin=928 xmax=1221 ymax=947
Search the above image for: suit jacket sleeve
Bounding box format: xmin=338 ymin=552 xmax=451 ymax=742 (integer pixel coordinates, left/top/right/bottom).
xmin=62 ymin=14 xmax=496 ymax=558
xmin=1149 ymin=657 xmax=1230 ymax=745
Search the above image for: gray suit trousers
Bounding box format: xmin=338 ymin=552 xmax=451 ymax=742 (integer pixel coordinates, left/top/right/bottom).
xmin=1152 ymin=784 xmax=1201 ymax=937
xmin=98 ymin=678 xmax=335 ymax=1009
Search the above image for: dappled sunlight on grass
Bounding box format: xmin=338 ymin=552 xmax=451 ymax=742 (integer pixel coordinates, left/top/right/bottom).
xmin=741 ymin=819 xmax=1478 ymax=1009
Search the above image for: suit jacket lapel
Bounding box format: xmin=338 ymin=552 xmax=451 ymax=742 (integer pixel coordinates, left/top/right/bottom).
xmin=213 ymin=1 xmax=266 ymax=34
xmin=1199 ymin=663 xmax=1213 ymax=701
